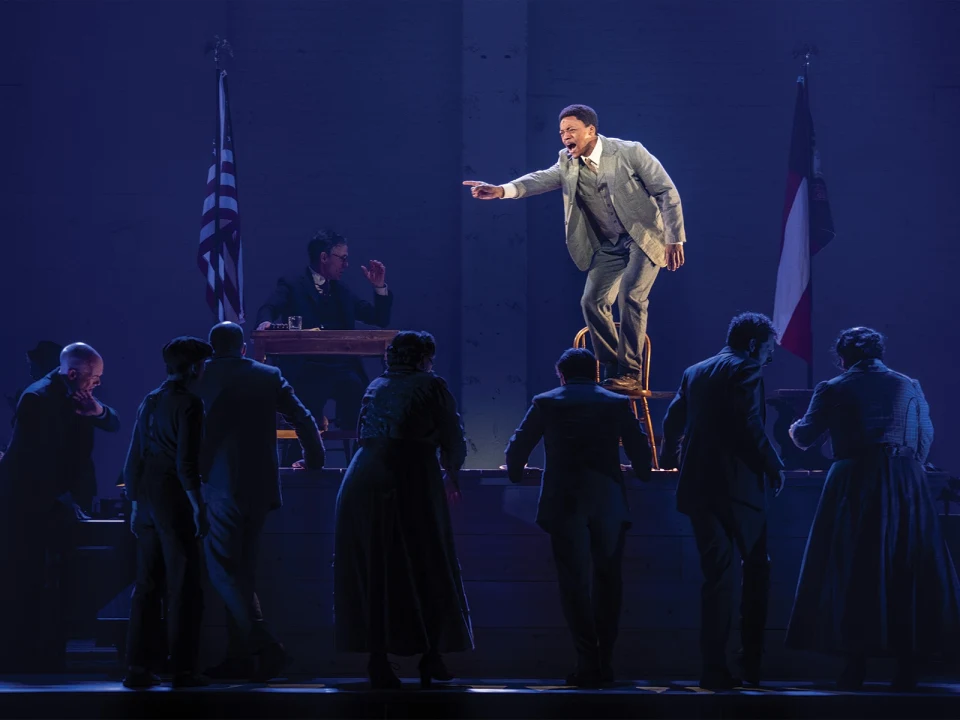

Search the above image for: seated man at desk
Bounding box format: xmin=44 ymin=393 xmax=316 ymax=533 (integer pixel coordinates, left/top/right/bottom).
xmin=255 ymin=230 xmax=393 ymax=439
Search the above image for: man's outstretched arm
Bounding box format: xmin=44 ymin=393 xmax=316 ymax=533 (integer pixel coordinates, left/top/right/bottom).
xmin=464 ymin=160 xmax=563 ymax=200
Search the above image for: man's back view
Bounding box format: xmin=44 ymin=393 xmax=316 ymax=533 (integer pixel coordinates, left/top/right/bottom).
xmin=661 ymin=312 xmax=785 ymax=690
xmin=506 ymin=348 xmax=650 ymax=687
xmin=197 ymin=322 xmax=325 ymax=682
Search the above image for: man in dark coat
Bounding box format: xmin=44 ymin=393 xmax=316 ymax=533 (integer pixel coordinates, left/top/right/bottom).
xmin=505 ymin=348 xmax=651 ymax=687
xmin=660 ymin=312 xmax=785 ymax=689
xmin=122 ymin=337 xmax=213 ymax=689
xmin=0 ymin=342 xmax=120 ymax=672
xmin=197 ymin=322 xmax=325 ymax=681
xmin=6 ymin=340 xmax=63 ymax=415
xmin=255 ymin=229 xmax=393 ymax=440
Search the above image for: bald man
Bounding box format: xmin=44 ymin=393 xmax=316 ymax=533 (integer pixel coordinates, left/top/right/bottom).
xmin=0 ymin=342 xmax=120 ymax=672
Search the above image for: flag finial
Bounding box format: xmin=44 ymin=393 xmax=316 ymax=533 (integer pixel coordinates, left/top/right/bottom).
xmin=205 ymin=35 xmax=234 ymax=71
xmin=792 ymin=44 xmax=818 ymax=81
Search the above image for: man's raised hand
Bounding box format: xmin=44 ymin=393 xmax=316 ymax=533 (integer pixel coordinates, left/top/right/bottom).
xmin=463 ymin=181 xmax=504 ymax=200
xmin=361 ymin=260 xmax=387 ymax=288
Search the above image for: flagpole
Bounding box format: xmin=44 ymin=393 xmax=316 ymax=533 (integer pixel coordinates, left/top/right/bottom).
xmin=794 ymin=45 xmax=816 ymax=390
xmin=802 ymin=49 xmax=813 ymax=390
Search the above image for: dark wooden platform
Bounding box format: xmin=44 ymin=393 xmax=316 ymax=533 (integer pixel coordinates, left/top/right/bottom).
xmin=1 ymin=675 xmax=960 ymax=719
xmin=82 ymin=466 xmax=960 ymax=682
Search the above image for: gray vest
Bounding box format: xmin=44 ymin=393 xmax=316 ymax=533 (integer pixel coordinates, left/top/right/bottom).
xmin=576 ymin=159 xmax=629 ymax=243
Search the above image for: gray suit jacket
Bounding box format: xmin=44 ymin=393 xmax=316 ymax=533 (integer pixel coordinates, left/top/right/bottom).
xmin=505 ymin=380 xmax=651 ymax=534
xmin=197 ymin=355 xmax=325 ymax=514
xmin=508 ymin=135 xmax=685 ymax=271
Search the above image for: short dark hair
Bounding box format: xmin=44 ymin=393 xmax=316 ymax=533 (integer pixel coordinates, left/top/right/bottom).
xmin=555 ymin=348 xmax=597 ymax=382
xmin=162 ymin=336 xmax=213 ymax=376
xmin=307 ymin=229 xmax=347 ymax=267
xmin=208 ymin=322 xmax=245 ymax=356
xmin=559 ymin=104 xmax=598 ymax=130
xmin=835 ymin=326 xmax=885 ymax=368
xmin=27 ymin=341 xmax=63 ymax=372
xmin=385 ymin=331 xmax=436 ymax=369
xmin=726 ymin=312 xmax=777 ymax=352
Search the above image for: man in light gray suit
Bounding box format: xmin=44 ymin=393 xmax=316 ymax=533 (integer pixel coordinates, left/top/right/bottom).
xmin=465 ymin=104 xmax=686 ymax=392
xmin=197 ymin=322 xmax=325 ymax=682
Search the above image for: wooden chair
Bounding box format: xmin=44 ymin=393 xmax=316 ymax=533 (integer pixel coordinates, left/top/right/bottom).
xmin=573 ymin=326 xmax=660 ymax=470
xmin=278 ymin=418 xmax=356 ymax=465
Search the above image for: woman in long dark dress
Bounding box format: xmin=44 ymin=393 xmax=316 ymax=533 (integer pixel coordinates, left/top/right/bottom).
xmin=785 ymin=327 xmax=960 ymax=690
xmin=333 ymin=331 xmax=473 ymax=689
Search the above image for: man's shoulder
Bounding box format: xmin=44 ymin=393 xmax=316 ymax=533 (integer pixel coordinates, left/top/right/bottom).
xmin=23 ymin=374 xmax=57 ymax=398
xmin=247 ymin=358 xmax=282 ymax=381
xmin=685 ymin=353 xmax=721 ymax=377
xmin=536 ymin=383 xmax=627 ymax=405
xmin=533 ymin=386 xmax=564 ymax=403
xmin=278 ymin=269 xmax=309 ymax=287
xmin=601 ymin=136 xmax=640 ymax=152
xmin=204 ymin=356 xmax=280 ymax=385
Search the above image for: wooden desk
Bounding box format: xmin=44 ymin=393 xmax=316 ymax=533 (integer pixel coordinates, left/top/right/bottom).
xmin=251 ymin=329 xmax=398 ymax=363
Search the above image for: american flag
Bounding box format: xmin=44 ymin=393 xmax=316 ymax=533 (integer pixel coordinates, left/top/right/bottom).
xmin=773 ymin=72 xmax=834 ymax=383
xmin=197 ymin=69 xmax=244 ymax=323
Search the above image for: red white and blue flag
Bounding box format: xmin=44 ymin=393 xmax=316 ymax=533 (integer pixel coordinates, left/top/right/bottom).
xmin=198 ymin=69 xmax=244 ymax=323
xmin=773 ymin=74 xmax=834 ymax=366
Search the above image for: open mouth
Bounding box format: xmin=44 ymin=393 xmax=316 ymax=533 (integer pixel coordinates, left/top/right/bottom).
xmin=565 ymin=142 xmax=577 ymax=153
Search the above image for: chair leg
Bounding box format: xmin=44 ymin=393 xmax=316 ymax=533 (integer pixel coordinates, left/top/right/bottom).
xmin=640 ymin=397 xmax=659 ymax=470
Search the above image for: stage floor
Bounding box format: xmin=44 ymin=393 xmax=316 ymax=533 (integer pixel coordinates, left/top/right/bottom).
xmin=1 ymin=675 xmax=959 ymax=719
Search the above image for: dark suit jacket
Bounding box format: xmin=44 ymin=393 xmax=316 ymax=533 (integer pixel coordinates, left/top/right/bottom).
xmin=196 ymin=355 xmax=325 ymax=513
xmin=661 ymin=347 xmax=783 ymax=516
xmin=121 ymin=380 xmax=204 ymax=503
xmin=505 ymin=379 xmax=651 ymax=534
xmin=255 ymin=267 xmax=393 ymax=332
xmin=0 ymin=370 xmax=120 ymax=508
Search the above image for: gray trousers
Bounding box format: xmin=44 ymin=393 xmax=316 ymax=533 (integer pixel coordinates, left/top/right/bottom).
xmin=204 ymin=499 xmax=278 ymax=658
xmin=580 ymin=234 xmax=660 ymax=376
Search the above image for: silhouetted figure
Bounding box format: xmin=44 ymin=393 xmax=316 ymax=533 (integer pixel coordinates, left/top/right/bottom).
xmin=256 ymin=230 xmax=393 ymax=442
xmin=333 ymin=331 xmax=473 ymax=689
xmin=785 ymin=327 xmax=960 ymax=691
xmin=197 ymin=322 xmax=325 ymax=681
xmin=661 ymin=313 xmax=785 ymax=690
xmin=6 ymin=341 xmax=63 ymax=415
xmin=122 ymin=337 xmax=213 ymax=689
xmin=0 ymin=343 xmax=119 ymax=672
xmin=505 ymin=348 xmax=651 ymax=687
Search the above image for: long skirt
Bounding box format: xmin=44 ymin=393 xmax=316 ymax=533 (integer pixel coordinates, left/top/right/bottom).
xmin=785 ymin=447 xmax=960 ymax=657
xmin=333 ymin=439 xmax=474 ymax=656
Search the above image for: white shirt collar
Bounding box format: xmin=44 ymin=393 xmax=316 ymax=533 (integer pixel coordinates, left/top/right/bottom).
xmin=310 ymin=267 xmax=326 ymax=286
xmin=583 ymin=136 xmax=603 ymax=167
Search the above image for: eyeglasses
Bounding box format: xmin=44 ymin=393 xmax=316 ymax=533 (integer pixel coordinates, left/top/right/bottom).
xmin=329 ymin=252 xmax=349 ymax=264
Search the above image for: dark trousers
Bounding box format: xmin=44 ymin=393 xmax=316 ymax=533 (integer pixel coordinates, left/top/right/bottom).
xmin=689 ymin=505 xmax=769 ymax=676
xmin=292 ymin=362 xmax=366 ymax=431
xmin=280 ymin=361 xmax=366 ymax=465
xmin=126 ymin=487 xmax=204 ymax=675
xmin=204 ymin=499 xmax=278 ymax=658
xmin=549 ymin=518 xmax=629 ymax=672
xmin=0 ymin=506 xmax=73 ymax=673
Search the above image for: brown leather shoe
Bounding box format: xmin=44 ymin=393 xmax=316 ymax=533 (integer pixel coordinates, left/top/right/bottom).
xmin=602 ymin=374 xmax=643 ymax=392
